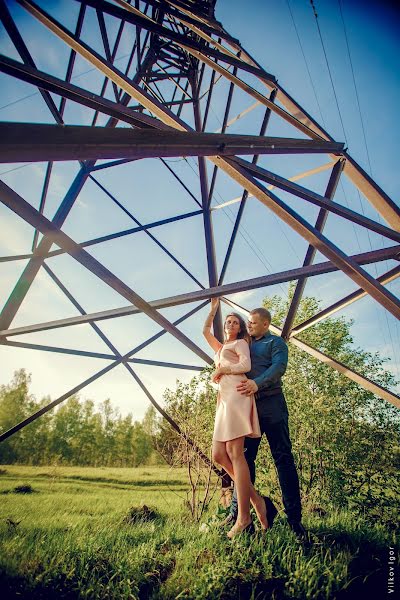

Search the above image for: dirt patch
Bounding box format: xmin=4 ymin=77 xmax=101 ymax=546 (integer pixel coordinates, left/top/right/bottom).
xmin=123 ymin=504 xmax=162 ymax=525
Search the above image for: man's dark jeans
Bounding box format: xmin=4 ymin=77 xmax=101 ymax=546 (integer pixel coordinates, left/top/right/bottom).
xmin=230 ymin=392 xmax=301 ymax=524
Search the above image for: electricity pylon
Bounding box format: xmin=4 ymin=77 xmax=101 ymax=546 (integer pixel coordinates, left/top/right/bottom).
xmin=0 ymin=0 xmax=399 ymax=450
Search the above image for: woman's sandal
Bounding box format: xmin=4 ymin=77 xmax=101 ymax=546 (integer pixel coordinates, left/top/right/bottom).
xmin=227 ymin=520 xmax=255 ymax=539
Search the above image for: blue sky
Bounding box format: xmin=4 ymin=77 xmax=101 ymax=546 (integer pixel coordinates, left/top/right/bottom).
xmin=0 ymin=0 xmax=399 ymax=418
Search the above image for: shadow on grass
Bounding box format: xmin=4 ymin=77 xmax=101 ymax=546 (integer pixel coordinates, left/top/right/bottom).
xmin=0 ymin=554 xmax=176 ymax=600
xmin=1 ymin=485 xmax=37 ymax=495
xmin=37 ymin=474 xmax=185 ymax=487
xmin=0 ymin=523 xmax=396 ymax=599
xmin=0 ymin=561 xmax=385 ymax=600
xmin=0 ymin=571 xmax=82 ymax=600
xmin=303 ymin=526 xmax=394 ymax=600
xmin=1 ymin=477 xmax=188 ymax=495
xmin=39 ymin=481 xmax=189 ymax=494
xmin=138 ymin=559 xmax=176 ymax=600
xmin=224 ymin=576 xmax=286 ymax=600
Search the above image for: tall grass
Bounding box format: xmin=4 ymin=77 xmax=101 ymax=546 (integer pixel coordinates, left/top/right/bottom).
xmin=0 ymin=466 xmax=398 ymax=599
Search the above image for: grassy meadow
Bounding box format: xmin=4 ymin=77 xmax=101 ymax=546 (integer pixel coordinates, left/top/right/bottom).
xmin=0 ymin=465 xmax=398 ymax=599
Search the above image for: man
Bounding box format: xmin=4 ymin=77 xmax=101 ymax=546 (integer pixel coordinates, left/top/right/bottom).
xmin=225 ymin=307 xmax=305 ymax=536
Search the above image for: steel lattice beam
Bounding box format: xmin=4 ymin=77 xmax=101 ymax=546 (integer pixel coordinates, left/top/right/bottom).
xmin=0 ymin=245 xmax=398 ymax=339
xmin=1 ymin=0 xmax=399 ymax=451
xmin=0 ymin=122 xmax=344 ymax=163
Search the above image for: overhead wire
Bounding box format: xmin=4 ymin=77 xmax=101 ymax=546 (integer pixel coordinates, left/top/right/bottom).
xmin=338 ymin=0 xmax=400 ymax=376
xmin=309 ymin=0 xmax=348 ymax=144
xmin=287 ymin=0 xmax=364 ymax=256
xmin=289 ymin=0 xmax=394 ymax=377
xmin=285 ymin=0 xmax=325 ymax=126
xmin=337 ymin=0 xmax=372 ymax=175
xmin=0 ymin=163 xmax=32 ymax=177
xmin=335 ymin=0 xmax=400 ymax=380
xmin=308 ymin=0 xmax=399 ymax=380
xmin=0 ymin=52 xmax=134 ymax=112
xmin=285 ymin=1 xmax=364 ymax=278
xmin=0 ymin=51 xmax=131 ymax=177
xmin=337 ymin=0 xmax=400 ymax=381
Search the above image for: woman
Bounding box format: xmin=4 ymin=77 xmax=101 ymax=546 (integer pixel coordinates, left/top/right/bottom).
xmin=203 ymin=298 xmax=272 ymax=538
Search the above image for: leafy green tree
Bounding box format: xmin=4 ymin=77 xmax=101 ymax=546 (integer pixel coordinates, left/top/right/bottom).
xmin=131 ymin=421 xmax=153 ymax=467
xmin=50 ymin=396 xmax=85 ymax=463
xmin=154 ymin=369 xmax=220 ymax=520
xmin=98 ymin=398 xmax=117 ymax=465
xmin=0 ymin=376 xmax=155 ymax=467
xmin=250 ymin=287 xmax=399 ymax=524
xmin=0 ymin=370 xmax=52 ymax=465
xmin=71 ymin=399 xmax=103 ymax=466
xmin=157 ymin=368 xmax=216 ymax=466
xmin=141 ymin=405 xmax=168 ymax=465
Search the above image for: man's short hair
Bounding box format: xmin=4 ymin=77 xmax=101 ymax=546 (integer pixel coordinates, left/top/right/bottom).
xmin=250 ymin=307 xmax=271 ymax=324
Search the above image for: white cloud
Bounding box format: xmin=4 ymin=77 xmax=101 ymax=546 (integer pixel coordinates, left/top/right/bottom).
xmin=228 ymin=288 xmax=258 ymax=307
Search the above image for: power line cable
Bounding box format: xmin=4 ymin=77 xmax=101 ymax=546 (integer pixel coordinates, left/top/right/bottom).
xmin=286 ymin=0 xmax=325 ymax=126
xmin=337 ymin=0 xmax=372 ymax=175
xmin=0 ymin=163 xmax=31 ymax=177
xmin=0 ymin=52 xmax=132 ymax=112
xmin=285 ymin=3 xmax=365 ymax=272
xmin=310 ymin=0 xmax=399 ymax=380
xmin=288 ymin=0 xmax=365 ymax=259
xmin=309 ymin=0 xmax=348 ymax=144
xmin=337 ymin=0 xmax=400 ymax=380
xmin=338 ymin=0 xmax=400 ymax=376
xmin=288 ymin=0 xmax=398 ymax=381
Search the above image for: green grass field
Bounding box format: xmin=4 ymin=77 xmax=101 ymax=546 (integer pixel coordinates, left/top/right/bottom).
xmin=0 ymin=465 xmax=398 ymax=599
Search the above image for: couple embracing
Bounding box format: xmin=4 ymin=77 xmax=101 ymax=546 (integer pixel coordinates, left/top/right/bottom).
xmin=203 ymin=299 xmax=305 ymax=539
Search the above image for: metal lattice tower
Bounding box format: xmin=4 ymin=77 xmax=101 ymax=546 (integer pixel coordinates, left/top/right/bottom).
xmin=0 ymin=0 xmax=399 ymax=447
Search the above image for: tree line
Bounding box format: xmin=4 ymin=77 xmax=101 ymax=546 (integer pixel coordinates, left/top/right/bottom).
xmin=0 ymin=371 xmax=162 ymax=467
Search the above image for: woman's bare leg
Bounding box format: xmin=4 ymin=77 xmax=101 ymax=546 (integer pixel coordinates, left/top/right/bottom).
xmin=225 ymin=437 xmax=251 ymax=531
xmin=212 ymin=439 xmax=268 ymax=530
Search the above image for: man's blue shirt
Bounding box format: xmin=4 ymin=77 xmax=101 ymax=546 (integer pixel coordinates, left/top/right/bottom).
xmin=248 ymin=331 xmax=288 ymax=392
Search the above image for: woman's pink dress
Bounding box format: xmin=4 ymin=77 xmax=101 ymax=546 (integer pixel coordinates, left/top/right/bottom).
xmin=213 ymin=339 xmax=261 ymax=442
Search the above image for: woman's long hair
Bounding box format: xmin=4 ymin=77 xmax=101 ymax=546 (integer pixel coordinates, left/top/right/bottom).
xmin=224 ymin=312 xmax=250 ymax=344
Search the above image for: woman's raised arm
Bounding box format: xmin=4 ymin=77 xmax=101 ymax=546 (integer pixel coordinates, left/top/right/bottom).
xmin=203 ymin=298 xmax=223 ymax=353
